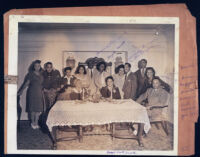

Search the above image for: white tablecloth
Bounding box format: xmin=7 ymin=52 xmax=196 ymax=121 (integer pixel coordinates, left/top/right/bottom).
xmin=46 ymin=99 xmax=151 ymax=133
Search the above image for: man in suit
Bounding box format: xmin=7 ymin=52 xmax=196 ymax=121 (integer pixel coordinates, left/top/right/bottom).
xmin=87 ymin=61 xmax=95 ymax=79
xmin=134 ymin=59 xmax=148 ymax=99
xmin=122 ymin=63 xmax=137 ymax=100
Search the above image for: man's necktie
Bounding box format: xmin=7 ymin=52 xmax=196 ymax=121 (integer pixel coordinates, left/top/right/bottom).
xmin=91 ymin=70 xmax=93 ymax=78
xmin=141 ymin=68 xmax=145 ymax=77
xmin=125 ymin=74 xmax=127 ymax=80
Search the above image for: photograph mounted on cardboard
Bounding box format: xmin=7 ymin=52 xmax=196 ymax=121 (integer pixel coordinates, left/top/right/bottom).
xmin=7 ymin=15 xmax=179 ymax=155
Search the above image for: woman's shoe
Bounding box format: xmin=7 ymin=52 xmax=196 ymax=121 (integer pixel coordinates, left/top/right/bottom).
xmin=133 ymin=130 xmax=138 ymax=135
xmin=35 ymin=125 xmax=40 ymax=129
xmin=31 ymin=123 xmax=37 ymax=129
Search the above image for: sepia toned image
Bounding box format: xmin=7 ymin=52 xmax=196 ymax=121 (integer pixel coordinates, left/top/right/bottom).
xmin=6 ymin=16 xmax=179 ymax=155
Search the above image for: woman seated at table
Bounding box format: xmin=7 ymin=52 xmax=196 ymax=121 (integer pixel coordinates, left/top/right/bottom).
xmin=100 ymin=76 xmax=121 ymax=100
xmin=136 ymin=77 xmax=170 ymax=122
xmin=57 ymin=79 xmax=85 ymax=100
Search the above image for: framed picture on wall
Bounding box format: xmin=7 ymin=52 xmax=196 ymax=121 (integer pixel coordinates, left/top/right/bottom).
xmin=62 ymin=51 xmax=128 ymax=75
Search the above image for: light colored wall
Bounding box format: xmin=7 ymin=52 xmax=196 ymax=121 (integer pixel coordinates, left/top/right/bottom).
xmin=18 ymin=27 xmax=174 ymax=122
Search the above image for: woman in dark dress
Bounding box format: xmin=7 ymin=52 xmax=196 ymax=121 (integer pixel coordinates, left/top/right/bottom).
xmin=18 ymin=60 xmax=44 ymax=129
xmin=100 ymin=76 xmax=121 ymax=100
xmin=144 ymin=67 xmax=172 ymax=94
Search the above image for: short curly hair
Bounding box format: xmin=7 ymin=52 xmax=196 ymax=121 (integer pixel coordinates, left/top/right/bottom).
xmin=125 ymin=62 xmax=131 ymax=68
xmin=115 ymin=64 xmax=125 ymax=74
xmin=145 ymin=67 xmax=156 ymax=78
xmin=75 ymin=65 xmax=87 ymax=74
xmin=105 ymin=76 xmax=114 ymax=85
xmin=63 ymin=66 xmax=72 ymax=72
xmin=96 ymin=61 xmax=107 ymax=72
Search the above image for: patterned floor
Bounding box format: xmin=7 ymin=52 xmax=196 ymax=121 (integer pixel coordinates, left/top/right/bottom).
xmin=17 ymin=121 xmax=173 ymax=150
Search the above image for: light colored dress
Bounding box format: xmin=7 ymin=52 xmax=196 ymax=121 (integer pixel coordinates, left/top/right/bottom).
xmin=94 ymin=71 xmax=110 ymax=90
xmin=86 ymin=68 xmax=97 ymax=96
xmin=113 ymin=74 xmax=125 ymax=98
xmin=136 ymin=87 xmax=170 ymax=122
xmin=75 ymin=74 xmax=90 ymax=88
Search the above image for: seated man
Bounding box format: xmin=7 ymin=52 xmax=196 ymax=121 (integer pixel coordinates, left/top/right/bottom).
xmin=136 ymin=77 xmax=170 ymax=122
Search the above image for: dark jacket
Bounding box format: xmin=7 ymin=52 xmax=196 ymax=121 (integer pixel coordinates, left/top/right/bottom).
xmin=122 ymin=72 xmax=137 ymax=100
xmin=134 ymin=69 xmax=147 ymax=99
xmin=100 ymin=86 xmax=121 ymax=99
xmin=43 ymin=69 xmax=61 ymax=90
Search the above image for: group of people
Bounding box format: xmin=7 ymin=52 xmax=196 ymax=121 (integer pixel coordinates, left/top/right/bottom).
xmin=18 ymin=58 xmax=172 ymax=129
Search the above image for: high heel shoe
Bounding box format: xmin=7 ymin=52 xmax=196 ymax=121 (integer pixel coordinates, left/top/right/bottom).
xmin=35 ymin=125 xmax=40 ymax=129
xmin=31 ymin=123 xmax=37 ymax=129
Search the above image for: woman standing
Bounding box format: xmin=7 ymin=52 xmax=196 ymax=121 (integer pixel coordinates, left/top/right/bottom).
xmin=18 ymin=60 xmax=44 ymax=129
xmin=94 ymin=61 xmax=110 ymax=92
xmin=113 ymin=64 xmax=125 ymax=98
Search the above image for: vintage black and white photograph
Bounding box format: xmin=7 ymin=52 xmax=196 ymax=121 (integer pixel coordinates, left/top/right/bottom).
xmin=7 ymin=16 xmax=179 ymax=155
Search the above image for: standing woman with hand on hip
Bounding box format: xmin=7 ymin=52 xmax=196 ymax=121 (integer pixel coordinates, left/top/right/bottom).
xmin=18 ymin=60 xmax=44 ymax=129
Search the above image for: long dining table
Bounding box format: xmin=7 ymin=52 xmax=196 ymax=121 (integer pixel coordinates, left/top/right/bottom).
xmin=46 ymin=99 xmax=151 ymax=149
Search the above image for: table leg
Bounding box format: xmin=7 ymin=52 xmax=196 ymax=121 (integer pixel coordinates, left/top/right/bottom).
xmin=111 ymin=123 xmax=115 ymax=141
xmin=137 ymin=123 xmax=144 ymax=147
xmin=51 ymin=126 xmax=57 ymax=149
xmin=79 ymin=125 xmax=83 ymax=142
xmin=106 ymin=124 xmax=109 ymax=131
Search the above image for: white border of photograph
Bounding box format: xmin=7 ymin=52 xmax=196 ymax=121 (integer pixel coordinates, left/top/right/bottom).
xmin=7 ymin=15 xmax=179 ymax=155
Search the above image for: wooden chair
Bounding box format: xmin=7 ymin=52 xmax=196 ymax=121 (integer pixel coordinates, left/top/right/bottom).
xmin=151 ymin=121 xmax=169 ymax=136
